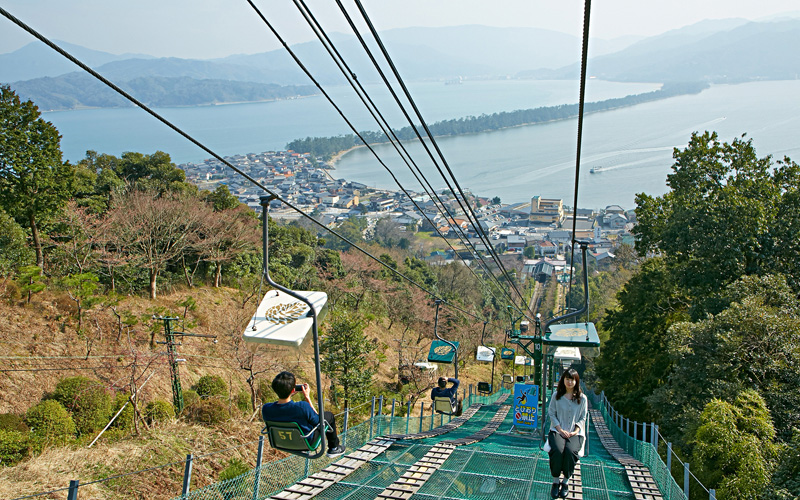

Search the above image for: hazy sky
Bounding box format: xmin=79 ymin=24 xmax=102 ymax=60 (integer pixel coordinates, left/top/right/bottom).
xmin=1 ymin=0 xmax=799 ymax=58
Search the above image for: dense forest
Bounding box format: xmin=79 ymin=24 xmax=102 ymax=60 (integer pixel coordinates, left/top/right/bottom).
xmin=286 ymin=82 xmax=709 ymax=158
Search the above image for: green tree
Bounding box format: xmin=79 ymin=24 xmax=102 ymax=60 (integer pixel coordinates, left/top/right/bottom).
xmin=596 ymin=258 xmax=689 ymax=422
xmin=523 ymin=246 xmax=535 ymax=259
xmin=491 ymin=196 xmax=501 ymax=205
xmin=0 ymin=85 xmax=74 ymax=268
xmin=633 ymin=131 xmax=799 ymax=317
xmin=0 ymin=209 xmax=34 ymax=277
xmin=16 ymin=265 xmax=46 ymax=304
xmin=691 ymin=390 xmax=779 ymax=500
xmin=320 ymin=310 xmax=376 ymax=408
xmin=60 ymin=272 xmax=100 ymax=329
xmin=205 ymin=184 xmax=241 ymax=211
xmin=650 ymin=274 xmax=800 ymax=442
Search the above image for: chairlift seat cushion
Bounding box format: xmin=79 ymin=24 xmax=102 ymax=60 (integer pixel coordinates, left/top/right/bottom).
xmin=477 ymin=382 xmax=492 ymax=394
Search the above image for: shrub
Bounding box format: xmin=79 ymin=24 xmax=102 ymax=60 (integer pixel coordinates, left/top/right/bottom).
xmin=144 ymin=400 xmax=175 ymax=426
xmin=182 ymin=390 xmax=199 ymax=412
xmin=0 ymin=413 xmax=28 ymax=433
xmin=195 ymin=375 xmax=227 ymax=399
xmin=219 ymin=457 xmax=250 ymax=482
xmin=24 ymin=400 xmax=76 ymax=444
xmin=257 ymin=380 xmax=275 ymax=403
xmin=235 ymin=390 xmax=251 ymax=414
xmin=0 ymin=430 xmax=29 ymax=467
xmin=110 ymin=393 xmax=135 ymax=431
xmin=50 ymin=376 xmax=111 ymax=436
xmin=186 ymin=397 xmax=230 ymax=425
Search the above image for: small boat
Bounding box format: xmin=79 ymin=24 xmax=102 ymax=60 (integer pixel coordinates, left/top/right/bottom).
xmin=590 ymin=166 xmax=603 ymax=174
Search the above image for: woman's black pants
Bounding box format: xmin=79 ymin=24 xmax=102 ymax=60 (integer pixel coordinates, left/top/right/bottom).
xmin=547 ymin=430 xmax=583 ymax=479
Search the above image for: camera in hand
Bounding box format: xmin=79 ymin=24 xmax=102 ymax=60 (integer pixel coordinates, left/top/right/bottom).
xmin=295 ymin=384 xmax=304 ymax=392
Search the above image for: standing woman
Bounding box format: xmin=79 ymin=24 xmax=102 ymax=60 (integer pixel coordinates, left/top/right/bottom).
xmin=547 ymin=368 xmax=588 ymax=498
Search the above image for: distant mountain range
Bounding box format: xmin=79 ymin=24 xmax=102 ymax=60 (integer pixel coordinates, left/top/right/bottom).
xmin=524 ymin=19 xmax=800 ymax=82
xmin=2 ymin=19 xmax=798 ymax=111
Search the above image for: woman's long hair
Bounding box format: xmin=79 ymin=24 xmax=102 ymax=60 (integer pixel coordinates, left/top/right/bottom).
xmin=555 ymin=368 xmax=582 ymax=401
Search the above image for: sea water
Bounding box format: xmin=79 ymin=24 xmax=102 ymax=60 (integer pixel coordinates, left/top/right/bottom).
xmin=43 ymin=79 xmax=800 ymax=210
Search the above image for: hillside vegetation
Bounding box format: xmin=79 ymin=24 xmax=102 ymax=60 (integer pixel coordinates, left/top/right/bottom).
xmin=0 ymin=86 xmax=512 ymax=498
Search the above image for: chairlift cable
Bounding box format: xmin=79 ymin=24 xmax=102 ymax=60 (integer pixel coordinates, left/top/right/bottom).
xmin=284 ymin=0 xmax=526 ymax=317
xmin=0 ymin=6 xmax=483 ymax=324
xmin=349 ymin=0 xmax=533 ymax=319
xmin=566 ymin=0 xmax=593 ymax=306
xmin=328 ymin=0 xmax=530 ymax=318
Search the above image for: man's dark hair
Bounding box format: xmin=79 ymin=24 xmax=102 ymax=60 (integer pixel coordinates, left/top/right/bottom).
xmin=272 ymin=371 xmax=296 ymax=399
xmin=438 ymin=377 xmax=447 ymax=388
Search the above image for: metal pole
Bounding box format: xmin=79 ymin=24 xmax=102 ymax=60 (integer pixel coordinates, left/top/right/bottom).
xmin=634 ymin=421 xmax=638 ymax=441
xmin=67 ymin=480 xmax=79 ymax=500
xmin=182 ymin=454 xmax=193 ymax=497
xmin=684 ymin=462 xmax=690 ymax=499
xmin=252 ymin=436 xmax=264 ymax=500
xmin=667 ymin=442 xmax=672 ymax=476
xmin=419 ymin=402 xmax=424 ymax=433
xmin=369 ymin=396 xmax=375 ymax=439
xmin=378 ymin=395 xmax=384 ymax=416
xmin=626 ymin=417 xmax=630 ymax=437
xmin=430 ymin=404 xmax=434 ymax=430
xmin=343 ymin=406 xmax=350 ymax=448
xmin=406 ymin=401 xmax=411 ymax=434
xmin=710 ymin=489 xmax=716 ymax=500
xmin=390 ymin=399 xmax=396 ymax=434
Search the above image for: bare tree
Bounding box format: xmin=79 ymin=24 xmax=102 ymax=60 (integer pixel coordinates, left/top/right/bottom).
xmin=199 ymin=206 xmax=260 ymax=288
xmin=107 ymin=190 xmax=205 ymax=299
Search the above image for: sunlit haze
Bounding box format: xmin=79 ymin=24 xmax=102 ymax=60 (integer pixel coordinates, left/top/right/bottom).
xmin=1 ymin=0 xmax=799 ymax=58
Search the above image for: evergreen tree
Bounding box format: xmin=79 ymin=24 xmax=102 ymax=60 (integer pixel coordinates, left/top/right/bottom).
xmin=320 ymin=310 xmax=376 ymax=408
xmin=0 ymin=85 xmax=74 ymax=268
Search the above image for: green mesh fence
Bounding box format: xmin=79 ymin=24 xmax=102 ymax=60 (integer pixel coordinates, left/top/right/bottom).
xmin=588 ymin=390 xmax=687 ymax=500
xmin=174 ymin=389 xmax=676 ymax=500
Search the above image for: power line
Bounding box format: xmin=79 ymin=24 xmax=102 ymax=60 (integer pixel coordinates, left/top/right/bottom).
xmin=0 ymin=6 xmax=485 ymax=325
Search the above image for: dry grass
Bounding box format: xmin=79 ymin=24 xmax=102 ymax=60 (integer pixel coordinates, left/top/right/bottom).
xmin=0 ymin=285 xmax=497 ymax=499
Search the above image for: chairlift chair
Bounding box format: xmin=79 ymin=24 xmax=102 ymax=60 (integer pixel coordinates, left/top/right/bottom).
xmin=262 ymin=420 xmax=333 ymax=458
xmin=248 ymin=195 xmax=329 ymax=459
xmin=427 ymin=300 xmax=460 ymax=415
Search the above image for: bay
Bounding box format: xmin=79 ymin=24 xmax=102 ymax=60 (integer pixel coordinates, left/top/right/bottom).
xmin=335 ymin=80 xmax=800 ymax=210
xmin=43 ymin=79 xmax=800 ymax=210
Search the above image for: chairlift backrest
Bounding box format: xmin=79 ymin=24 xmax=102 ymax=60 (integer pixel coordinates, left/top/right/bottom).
xmin=477 ymin=382 xmax=492 ymax=394
xmin=434 ymin=397 xmax=456 ymax=414
xmin=263 ymin=421 xmax=321 ymax=452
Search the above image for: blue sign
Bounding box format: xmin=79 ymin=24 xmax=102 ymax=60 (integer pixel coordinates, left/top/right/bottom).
xmin=512 ymin=384 xmax=539 ymax=429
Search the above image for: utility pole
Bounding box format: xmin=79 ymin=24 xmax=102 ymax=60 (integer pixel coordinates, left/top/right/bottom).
xmin=156 ymin=316 xmax=217 ymax=414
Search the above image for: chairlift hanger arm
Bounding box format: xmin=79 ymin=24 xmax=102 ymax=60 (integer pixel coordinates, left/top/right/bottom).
xmin=432 ymin=299 xmax=459 ymax=379
xmin=542 ymin=241 xmax=590 ymax=333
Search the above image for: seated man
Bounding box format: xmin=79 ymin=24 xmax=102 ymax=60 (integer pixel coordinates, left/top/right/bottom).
xmin=430 ymin=376 xmax=462 ymax=416
xmin=261 ymin=371 xmax=345 ymax=458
